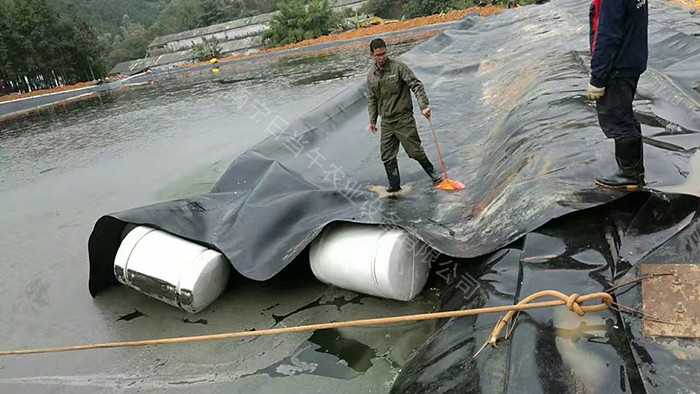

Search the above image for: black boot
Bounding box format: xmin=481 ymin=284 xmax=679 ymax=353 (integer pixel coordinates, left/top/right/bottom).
xmin=416 ymin=156 xmax=443 ymax=185
xmin=595 ymin=137 xmax=645 ymax=191
xmin=384 ymin=159 xmax=401 ymax=193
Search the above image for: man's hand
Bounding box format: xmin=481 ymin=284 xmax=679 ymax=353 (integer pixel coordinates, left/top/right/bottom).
xmin=368 ymin=123 xmax=378 ymax=134
xmin=587 ymin=83 xmax=606 ymax=100
xmin=421 ymin=107 xmax=432 ymax=120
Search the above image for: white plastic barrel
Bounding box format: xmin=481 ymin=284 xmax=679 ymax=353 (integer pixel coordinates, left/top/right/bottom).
xmin=114 ymin=226 xmax=230 ymax=314
xmin=309 ymin=223 xmax=432 ymax=301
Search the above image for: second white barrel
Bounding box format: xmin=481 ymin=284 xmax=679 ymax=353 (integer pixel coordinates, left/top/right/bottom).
xmin=309 ymin=222 xmax=432 ymax=301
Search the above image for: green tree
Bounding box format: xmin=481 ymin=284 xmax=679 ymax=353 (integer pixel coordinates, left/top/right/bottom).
xmin=403 ymin=0 xmax=454 ymax=18
xmin=43 ymin=0 xmax=163 ymax=70
xmin=200 ymin=0 xmax=243 ymax=26
xmin=106 ymin=16 xmax=154 ymax=66
xmin=263 ymin=0 xmax=339 ymax=47
xmin=153 ymin=0 xmax=205 ymax=35
xmin=0 ymin=0 xmax=105 ymax=93
xmin=360 ymin=0 xmax=404 ymax=19
xmin=70 ymin=20 xmax=107 ymax=79
xmin=52 ymin=0 xmax=163 ymax=37
xmin=0 ymin=1 xmax=14 ymax=82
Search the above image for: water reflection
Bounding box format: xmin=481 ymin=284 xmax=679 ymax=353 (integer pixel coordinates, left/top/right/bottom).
xmin=0 ymin=42 xmax=417 ymax=189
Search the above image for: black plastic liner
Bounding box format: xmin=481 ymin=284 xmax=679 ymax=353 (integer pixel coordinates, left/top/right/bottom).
xmin=87 ymin=0 xmax=700 ymax=390
xmin=390 ymin=1 xmax=700 ymax=391
xmin=89 ymin=0 xmax=699 ymax=295
xmin=392 ymin=193 xmax=700 ymax=393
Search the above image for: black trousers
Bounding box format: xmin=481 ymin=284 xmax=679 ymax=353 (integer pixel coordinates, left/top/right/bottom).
xmin=596 ymin=76 xmax=642 ymax=141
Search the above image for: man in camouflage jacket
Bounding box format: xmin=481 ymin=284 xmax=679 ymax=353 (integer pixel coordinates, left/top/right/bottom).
xmin=367 ymin=38 xmax=442 ymax=193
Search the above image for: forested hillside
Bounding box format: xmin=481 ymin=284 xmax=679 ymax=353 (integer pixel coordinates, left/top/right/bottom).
xmin=0 ymin=0 xmax=520 ymax=94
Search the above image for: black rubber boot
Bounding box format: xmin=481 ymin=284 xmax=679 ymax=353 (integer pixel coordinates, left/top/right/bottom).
xmin=384 ymin=159 xmax=401 ymax=193
xmin=595 ymin=137 xmax=645 ymax=191
xmin=416 ymin=156 xmax=443 ymax=185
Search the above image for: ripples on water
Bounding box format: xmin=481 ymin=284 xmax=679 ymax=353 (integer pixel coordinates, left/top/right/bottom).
xmin=0 ymin=43 xmax=416 ymax=188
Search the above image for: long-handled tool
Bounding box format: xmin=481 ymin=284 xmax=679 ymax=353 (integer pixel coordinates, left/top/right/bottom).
xmin=428 ymin=118 xmax=465 ymax=191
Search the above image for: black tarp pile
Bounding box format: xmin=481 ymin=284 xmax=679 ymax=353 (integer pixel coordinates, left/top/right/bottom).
xmin=393 ymin=193 xmax=700 ymax=393
xmin=89 ymin=0 xmax=700 ymax=391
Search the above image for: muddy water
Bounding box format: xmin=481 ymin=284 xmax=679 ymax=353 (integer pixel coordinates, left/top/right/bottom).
xmin=0 ymin=42 xmax=439 ymax=393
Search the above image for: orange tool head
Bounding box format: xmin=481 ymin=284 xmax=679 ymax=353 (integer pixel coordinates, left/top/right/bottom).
xmin=434 ymin=178 xmax=465 ymax=191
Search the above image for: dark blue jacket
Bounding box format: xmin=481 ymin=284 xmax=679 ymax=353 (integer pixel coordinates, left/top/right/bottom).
xmin=589 ymin=0 xmax=648 ymax=87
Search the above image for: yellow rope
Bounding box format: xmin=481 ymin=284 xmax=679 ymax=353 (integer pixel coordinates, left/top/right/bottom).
xmin=0 ymin=290 xmax=613 ymax=357
xmin=487 ymin=290 xmax=613 ymax=346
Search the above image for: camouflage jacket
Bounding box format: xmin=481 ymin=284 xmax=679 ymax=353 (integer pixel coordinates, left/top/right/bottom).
xmin=367 ymin=58 xmax=430 ymax=125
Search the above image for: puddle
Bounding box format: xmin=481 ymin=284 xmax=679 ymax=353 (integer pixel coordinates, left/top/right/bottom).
xmin=262 ymin=303 xmax=280 ymax=312
xmin=278 ymin=54 xmax=337 ymax=67
xmin=271 ymin=295 xmax=364 ymax=325
xmin=39 ymin=167 xmax=57 ymax=174
xmin=117 ymin=309 xmax=146 ymax=322
xmin=656 ymin=151 xmax=700 ymax=197
xmin=292 ymin=69 xmax=353 ymax=86
xmin=183 ymin=318 xmax=208 ymax=325
xmin=368 ymin=183 xmax=415 ymax=200
xmin=245 ymin=328 xmax=376 ymax=379
xmin=215 ymin=77 xmax=260 ymax=85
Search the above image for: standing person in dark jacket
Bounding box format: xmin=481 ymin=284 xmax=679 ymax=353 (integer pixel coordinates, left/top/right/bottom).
xmin=367 ymin=38 xmax=442 ymax=193
xmin=588 ymin=0 xmax=648 ymax=190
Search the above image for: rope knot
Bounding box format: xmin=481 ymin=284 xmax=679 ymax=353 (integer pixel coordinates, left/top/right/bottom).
xmin=565 ymin=293 xmax=585 ymax=316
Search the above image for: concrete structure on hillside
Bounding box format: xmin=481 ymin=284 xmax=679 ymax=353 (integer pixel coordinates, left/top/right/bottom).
xmin=147 ymin=0 xmax=367 ymax=57
xmin=146 ymin=12 xmax=276 ymax=57
xmin=108 ymin=0 xmax=368 ymax=76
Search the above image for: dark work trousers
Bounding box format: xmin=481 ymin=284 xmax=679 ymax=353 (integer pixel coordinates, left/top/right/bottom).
xmin=380 ymin=115 xmax=429 ymax=164
xmin=596 ymin=76 xmax=642 ymax=141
